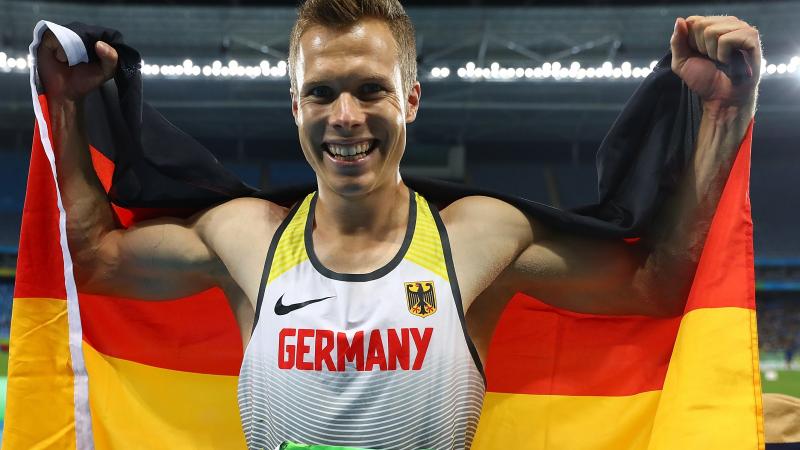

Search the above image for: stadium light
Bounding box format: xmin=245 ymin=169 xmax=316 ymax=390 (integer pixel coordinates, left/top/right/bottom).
xmin=0 ymin=48 xmax=797 ymax=83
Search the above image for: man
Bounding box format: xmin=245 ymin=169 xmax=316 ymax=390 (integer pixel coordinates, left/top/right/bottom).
xmin=36 ymin=0 xmax=760 ymax=448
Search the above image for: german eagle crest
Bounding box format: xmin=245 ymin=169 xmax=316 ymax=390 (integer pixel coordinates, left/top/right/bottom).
xmin=405 ymin=281 xmax=437 ymax=318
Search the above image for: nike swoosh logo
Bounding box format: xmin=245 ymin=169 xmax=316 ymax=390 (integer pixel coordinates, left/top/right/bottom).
xmin=274 ymin=294 xmax=335 ymax=316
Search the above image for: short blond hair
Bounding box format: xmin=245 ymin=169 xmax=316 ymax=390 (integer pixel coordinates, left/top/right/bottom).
xmin=288 ymin=0 xmax=417 ymax=94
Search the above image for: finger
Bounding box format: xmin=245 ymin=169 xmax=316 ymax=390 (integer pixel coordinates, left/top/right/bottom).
xmin=686 ymin=16 xmax=708 ymax=56
xmin=95 ymin=41 xmax=119 ymax=80
xmin=40 ymin=30 xmax=67 ymax=63
xmin=717 ymin=27 xmax=761 ymax=75
xmin=670 ymin=17 xmax=692 ymax=74
xmin=41 ymin=30 xmax=59 ymax=51
xmin=702 ymin=20 xmax=747 ymax=63
xmin=55 ymin=46 xmax=68 ymax=63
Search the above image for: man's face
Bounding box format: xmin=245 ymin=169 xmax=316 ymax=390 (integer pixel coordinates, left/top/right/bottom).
xmin=292 ymin=18 xmax=421 ymax=197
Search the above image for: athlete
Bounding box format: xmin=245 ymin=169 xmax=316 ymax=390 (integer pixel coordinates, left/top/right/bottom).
xmin=36 ymin=0 xmax=761 ymax=448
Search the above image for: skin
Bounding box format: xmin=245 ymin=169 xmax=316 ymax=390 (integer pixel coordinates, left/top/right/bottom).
xmin=40 ymin=15 xmax=760 ymax=363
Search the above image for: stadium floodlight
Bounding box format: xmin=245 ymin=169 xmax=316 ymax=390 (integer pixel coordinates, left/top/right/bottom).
xmin=0 ymin=47 xmax=796 ymax=83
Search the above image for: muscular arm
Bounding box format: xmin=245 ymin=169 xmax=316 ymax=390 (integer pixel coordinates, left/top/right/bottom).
xmin=506 ymin=86 xmax=755 ymax=317
xmin=48 ymin=97 xmax=217 ymax=299
xmin=449 ymin=16 xmax=760 ymax=318
xmin=40 ymin=31 xmax=282 ymax=303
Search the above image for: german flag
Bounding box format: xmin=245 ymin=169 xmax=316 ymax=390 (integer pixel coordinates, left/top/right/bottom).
xmin=472 ymin=125 xmax=763 ymax=449
xmin=2 ymin=21 xmax=763 ymax=449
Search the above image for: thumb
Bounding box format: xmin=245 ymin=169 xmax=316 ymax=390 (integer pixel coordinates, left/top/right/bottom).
xmin=95 ymin=41 xmax=118 ymax=80
xmin=670 ymin=17 xmax=691 ymax=74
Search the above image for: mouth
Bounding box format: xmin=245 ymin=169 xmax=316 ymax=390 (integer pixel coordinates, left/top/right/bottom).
xmin=322 ymin=139 xmax=378 ymax=163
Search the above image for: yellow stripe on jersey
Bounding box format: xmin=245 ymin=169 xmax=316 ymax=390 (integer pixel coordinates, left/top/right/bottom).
xmin=268 ymin=193 xmax=314 ymax=284
xmin=405 ymin=193 xmax=449 ymax=281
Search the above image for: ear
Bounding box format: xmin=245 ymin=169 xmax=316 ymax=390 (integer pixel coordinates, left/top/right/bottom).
xmin=405 ymin=81 xmax=421 ymax=124
xmin=290 ymin=88 xmax=300 ymax=125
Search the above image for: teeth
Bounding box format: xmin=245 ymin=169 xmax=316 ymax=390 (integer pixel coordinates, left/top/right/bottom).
xmin=327 ymin=141 xmax=372 ymax=157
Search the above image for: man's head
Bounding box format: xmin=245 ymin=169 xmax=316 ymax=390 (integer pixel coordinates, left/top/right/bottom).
xmin=289 ymin=0 xmax=421 ymax=197
xmin=289 ymin=0 xmax=417 ymax=96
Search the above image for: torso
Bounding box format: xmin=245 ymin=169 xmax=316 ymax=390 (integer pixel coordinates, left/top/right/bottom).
xmin=237 ymin=189 xmax=486 ymax=450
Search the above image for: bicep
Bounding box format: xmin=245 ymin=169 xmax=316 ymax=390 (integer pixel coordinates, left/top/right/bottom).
xmin=77 ymin=214 xmax=224 ymax=300
xmin=502 ymin=230 xmax=674 ymax=316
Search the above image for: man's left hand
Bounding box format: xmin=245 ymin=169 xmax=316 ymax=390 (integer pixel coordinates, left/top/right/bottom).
xmin=671 ymin=16 xmax=761 ymax=113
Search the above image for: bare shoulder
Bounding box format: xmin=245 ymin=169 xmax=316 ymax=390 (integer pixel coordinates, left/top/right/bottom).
xmin=193 ymin=196 xmax=290 ymax=305
xmin=439 ymin=195 xmax=537 ymax=310
xmin=194 ymin=196 xmax=288 ymax=242
xmin=441 ymin=195 xmax=533 ymax=241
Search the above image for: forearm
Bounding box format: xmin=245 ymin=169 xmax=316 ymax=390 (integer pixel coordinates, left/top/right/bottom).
xmin=49 ymin=98 xmax=118 ymax=270
xmin=642 ymin=98 xmax=755 ymax=304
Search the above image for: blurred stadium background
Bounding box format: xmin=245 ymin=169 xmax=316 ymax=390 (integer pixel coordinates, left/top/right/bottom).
xmin=0 ymin=0 xmax=798 ymax=437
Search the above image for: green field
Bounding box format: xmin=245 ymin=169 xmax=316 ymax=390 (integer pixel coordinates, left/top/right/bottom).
xmin=0 ymin=339 xmax=7 ymax=377
xmin=761 ymin=369 xmax=800 ymax=398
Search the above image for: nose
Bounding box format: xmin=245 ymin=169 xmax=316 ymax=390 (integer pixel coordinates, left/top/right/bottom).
xmin=328 ymin=93 xmax=364 ymax=132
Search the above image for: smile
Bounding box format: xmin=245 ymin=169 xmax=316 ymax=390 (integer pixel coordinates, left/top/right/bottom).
xmin=323 ymin=139 xmax=378 ymax=162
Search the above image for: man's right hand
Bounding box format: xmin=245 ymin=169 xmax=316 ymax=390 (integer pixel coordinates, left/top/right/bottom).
xmin=37 ymin=30 xmax=118 ymax=103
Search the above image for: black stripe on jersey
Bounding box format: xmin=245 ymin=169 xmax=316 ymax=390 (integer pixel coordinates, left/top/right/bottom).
xmin=304 ymin=187 xmax=417 ymax=282
xmin=251 ymin=200 xmax=304 ymax=334
xmin=429 ymin=203 xmax=487 ymax=384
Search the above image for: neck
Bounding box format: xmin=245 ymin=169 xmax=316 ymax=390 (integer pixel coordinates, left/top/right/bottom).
xmin=315 ymin=178 xmax=410 ymax=238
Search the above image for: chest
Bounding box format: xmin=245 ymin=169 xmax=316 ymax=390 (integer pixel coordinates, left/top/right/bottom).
xmin=256 ymin=259 xmax=460 ymax=366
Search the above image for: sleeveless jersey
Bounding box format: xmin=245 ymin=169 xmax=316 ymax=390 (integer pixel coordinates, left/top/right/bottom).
xmin=238 ymin=190 xmax=485 ymax=450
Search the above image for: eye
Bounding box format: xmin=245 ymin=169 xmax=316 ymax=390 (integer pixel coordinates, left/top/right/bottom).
xmin=308 ymin=86 xmax=333 ymax=98
xmin=360 ymin=83 xmax=385 ymax=96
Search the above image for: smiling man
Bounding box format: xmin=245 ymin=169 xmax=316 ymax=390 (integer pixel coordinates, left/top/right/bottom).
xmin=36 ymin=0 xmax=761 ymax=448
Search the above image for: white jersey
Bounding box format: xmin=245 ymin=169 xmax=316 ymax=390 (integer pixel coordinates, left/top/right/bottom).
xmin=238 ymin=190 xmax=485 ymax=450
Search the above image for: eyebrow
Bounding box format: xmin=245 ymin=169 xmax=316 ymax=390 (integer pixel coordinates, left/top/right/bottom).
xmin=302 ymin=73 xmax=394 ymax=88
